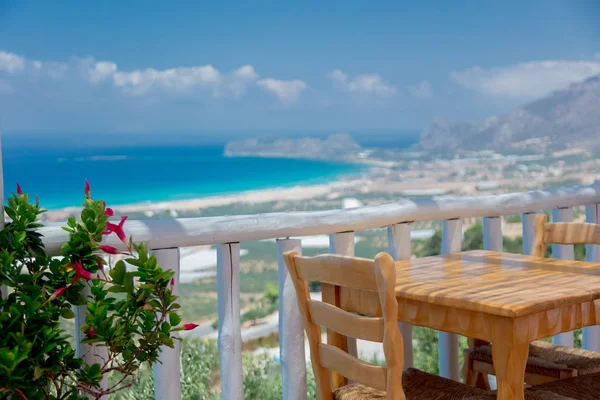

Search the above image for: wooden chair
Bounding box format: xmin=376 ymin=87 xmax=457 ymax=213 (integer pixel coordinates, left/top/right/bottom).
xmin=284 ymin=251 xmax=570 ymax=400
xmin=463 ymin=214 xmax=600 ymax=389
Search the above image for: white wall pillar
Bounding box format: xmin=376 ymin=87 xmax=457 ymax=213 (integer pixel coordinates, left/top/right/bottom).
xmin=277 ymin=239 xmax=307 ymax=400
xmin=153 ymin=248 xmax=182 ymax=400
xmin=439 ymin=219 xmax=462 ymax=381
xmin=522 ymin=212 xmax=537 ymax=255
xmin=483 ymin=217 xmax=503 ymax=252
xmin=217 ymin=243 xmax=243 ymax=400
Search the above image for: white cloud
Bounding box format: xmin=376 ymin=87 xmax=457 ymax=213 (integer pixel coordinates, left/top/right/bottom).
xmin=0 ymin=51 xmax=26 ymax=74
xmin=330 ymin=69 xmax=396 ymax=97
xmin=451 ymin=60 xmax=600 ymax=98
xmin=408 ymin=80 xmax=432 ymax=98
xmin=0 ymin=49 xmax=264 ymax=98
xmin=88 ymin=61 xmax=118 ymax=84
xmin=257 ymin=78 xmax=307 ymax=103
xmin=227 ymin=64 xmax=259 ymax=96
xmin=113 ymin=65 xmax=221 ymax=95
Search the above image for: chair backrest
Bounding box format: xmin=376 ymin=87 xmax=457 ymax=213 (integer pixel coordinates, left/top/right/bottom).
xmin=283 ymin=251 xmax=405 ymax=400
xmin=532 ymin=214 xmax=600 ymax=257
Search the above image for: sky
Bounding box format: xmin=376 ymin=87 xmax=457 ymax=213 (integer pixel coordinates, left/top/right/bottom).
xmin=0 ymin=0 xmax=599 ymax=139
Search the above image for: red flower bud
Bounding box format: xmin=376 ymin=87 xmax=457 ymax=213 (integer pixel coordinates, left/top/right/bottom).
xmin=84 ymin=179 xmax=91 ymax=198
xmin=183 ymin=323 xmax=199 ymax=331
xmin=16 ymin=183 xmax=23 ymax=196
xmin=170 ymin=277 xmax=175 ymax=290
xmin=86 ymin=327 xmax=95 ymax=338
xmin=96 ymin=257 xmax=104 ymax=271
xmin=99 ymin=245 xmax=119 ymax=254
xmin=104 ymin=207 xmax=115 ymax=217
xmin=49 ymin=287 xmax=67 ymax=301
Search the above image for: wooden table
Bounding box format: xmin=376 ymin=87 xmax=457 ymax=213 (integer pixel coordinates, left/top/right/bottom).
xmin=335 ymin=250 xmax=600 ymax=400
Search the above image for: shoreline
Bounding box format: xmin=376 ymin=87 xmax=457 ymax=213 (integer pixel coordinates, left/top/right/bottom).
xmin=42 ymin=176 xmax=369 ymax=220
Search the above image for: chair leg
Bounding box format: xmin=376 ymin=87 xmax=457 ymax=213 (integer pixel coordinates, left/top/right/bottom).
xmin=463 ymin=351 xmax=491 ymax=390
xmin=462 ymin=350 xmax=475 ymax=386
xmin=473 ymin=371 xmax=491 ymax=391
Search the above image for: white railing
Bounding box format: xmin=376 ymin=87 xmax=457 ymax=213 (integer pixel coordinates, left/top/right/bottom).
xmin=12 ymin=183 xmax=600 ymax=398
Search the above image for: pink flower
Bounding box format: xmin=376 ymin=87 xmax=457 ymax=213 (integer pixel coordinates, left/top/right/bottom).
xmin=183 ymin=323 xmax=199 ymax=331
xmin=96 ymin=257 xmax=104 ymax=271
xmin=104 ymin=208 xmax=115 ymax=217
xmin=99 ymin=245 xmax=119 ymax=254
xmin=70 ymin=260 xmax=92 ymax=284
xmin=170 ymin=277 xmax=175 ymax=290
xmin=16 ymin=183 xmax=23 ymax=196
xmin=84 ymin=180 xmax=91 ymax=198
xmin=49 ymin=287 xmax=67 ymax=301
xmin=104 ymin=216 xmax=128 ymax=242
xmin=86 ymin=327 xmax=95 ymax=338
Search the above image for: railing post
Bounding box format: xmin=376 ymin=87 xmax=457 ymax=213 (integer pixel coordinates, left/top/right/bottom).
xmin=153 ymin=248 xmax=182 ymax=400
xmin=522 ymin=212 xmax=537 ymax=255
xmin=387 ymin=223 xmax=414 ymax=368
xmin=329 ymin=232 xmax=358 ymax=357
xmin=217 ymin=243 xmax=243 ymax=400
xmin=584 ymin=204 xmax=600 ymax=351
xmin=75 ymin=287 xmax=109 ymax=399
xmin=552 ymin=207 xmax=575 ymax=347
xmin=483 ymin=217 xmax=502 ymax=252
xmin=439 ymin=219 xmax=461 ymax=380
xmin=276 ymin=239 xmax=307 ymax=400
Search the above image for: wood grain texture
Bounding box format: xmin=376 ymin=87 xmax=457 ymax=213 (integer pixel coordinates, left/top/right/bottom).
xmin=318 ymin=344 xmax=387 ymax=391
xmin=391 ymin=250 xmax=600 ymax=318
xmin=308 ymin=300 xmax=385 ymax=342
xmin=333 ymin=250 xmax=600 ymax=400
xmin=532 ymin=213 xmax=600 ymax=258
xmin=283 ymin=251 xmax=333 ymax=399
xmin=283 ymin=251 xmax=406 ymax=399
xmin=374 ymin=252 xmax=406 ymax=399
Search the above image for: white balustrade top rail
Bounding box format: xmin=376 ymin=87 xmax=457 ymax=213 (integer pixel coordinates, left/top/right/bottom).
xmin=38 ymin=183 xmax=600 ymax=255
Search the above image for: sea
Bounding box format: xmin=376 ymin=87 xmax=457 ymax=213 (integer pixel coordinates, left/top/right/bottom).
xmin=2 ymin=131 xmax=420 ymax=210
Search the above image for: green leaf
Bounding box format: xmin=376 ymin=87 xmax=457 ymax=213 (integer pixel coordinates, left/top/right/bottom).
xmin=33 ymin=366 xmax=44 ymax=380
xmin=107 ymin=285 xmax=127 ymax=293
xmin=61 ymin=307 xmax=76 ymax=319
xmin=169 ymin=312 xmax=182 ymax=327
xmin=123 ymin=274 xmax=134 ymax=294
xmin=110 ymin=260 xmax=126 ymax=284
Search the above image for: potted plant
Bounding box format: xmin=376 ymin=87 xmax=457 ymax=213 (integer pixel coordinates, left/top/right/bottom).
xmin=0 ymin=182 xmax=197 ymax=399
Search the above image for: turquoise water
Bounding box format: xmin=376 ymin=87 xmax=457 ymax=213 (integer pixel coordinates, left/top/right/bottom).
xmin=2 ymin=144 xmax=364 ymax=209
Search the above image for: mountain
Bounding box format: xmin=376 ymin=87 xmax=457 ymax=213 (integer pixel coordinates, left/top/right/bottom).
xmin=224 ymin=133 xmax=362 ymax=161
xmin=420 ymin=74 xmax=600 ymax=152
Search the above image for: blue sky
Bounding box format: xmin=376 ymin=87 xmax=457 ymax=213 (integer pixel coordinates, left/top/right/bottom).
xmin=0 ymin=0 xmax=599 ymax=138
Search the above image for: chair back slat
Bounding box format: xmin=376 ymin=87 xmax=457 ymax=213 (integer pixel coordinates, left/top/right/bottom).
xmin=294 ymin=254 xmax=379 ymax=291
xmin=283 ymin=251 xmax=406 ymax=400
xmin=318 ymin=343 xmax=387 ymax=391
xmin=533 ymin=214 xmax=600 ymax=257
xmin=308 ymin=300 xmax=385 ymax=342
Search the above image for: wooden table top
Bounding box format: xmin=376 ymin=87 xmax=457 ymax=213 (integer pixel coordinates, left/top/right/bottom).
xmin=394 ymin=250 xmax=600 ymax=318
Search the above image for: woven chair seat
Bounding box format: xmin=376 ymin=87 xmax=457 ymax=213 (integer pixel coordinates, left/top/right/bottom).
xmin=469 ymin=340 xmax=600 ymax=379
xmin=528 ymin=371 xmax=600 ymax=399
xmin=333 ymin=368 xmax=574 ymax=400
